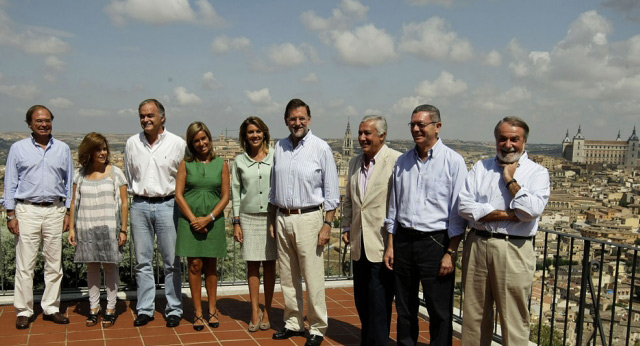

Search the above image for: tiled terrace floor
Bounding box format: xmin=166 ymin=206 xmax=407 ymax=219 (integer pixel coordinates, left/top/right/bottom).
xmin=0 ymin=286 xmax=461 ymax=346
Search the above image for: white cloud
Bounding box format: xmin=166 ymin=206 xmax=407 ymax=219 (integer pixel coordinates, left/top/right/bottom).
xmin=48 ymin=97 xmax=73 ymax=108
xmin=399 ymin=17 xmax=474 ymax=62
xmin=0 ymin=83 xmax=39 ymax=99
xmin=78 ymin=108 xmax=109 ymax=118
xmin=202 ymin=71 xmax=222 ymax=89
xmin=391 ymin=96 xmax=427 ymax=116
xmin=301 ymin=72 xmax=318 ymax=83
xmin=267 ymin=43 xmax=307 ymax=67
xmin=0 ymin=9 xmax=70 ymax=55
xmin=43 ymin=73 xmax=56 ymax=83
xmin=405 ymin=0 xmax=454 ymax=6
xmin=329 ymin=24 xmax=396 ymax=66
xmin=483 ymin=50 xmax=502 ymax=67
xmin=245 ymin=88 xmax=273 ymax=105
xmin=45 ymin=56 xmax=65 ymax=71
xmin=105 ymin=0 xmax=225 ymax=26
xmin=466 ymin=86 xmax=531 ymax=112
xmin=211 ymin=35 xmax=251 ymax=54
xmin=415 ymin=71 xmax=467 ymax=98
xmin=117 ymin=108 xmax=138 ymax=116
xmin=244 ymin=88 xmax=280 ymax=113
xmin=174 ymin=86 xmax=202 ymax=106
xmin=301 ymin=0 xmax=369 ymax=32
xmin=506 ymin=10 xmax=640 ymax=102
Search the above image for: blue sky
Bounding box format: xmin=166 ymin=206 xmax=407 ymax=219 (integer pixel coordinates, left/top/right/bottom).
xmin=1 ymin=0 xmax=639 ymax=143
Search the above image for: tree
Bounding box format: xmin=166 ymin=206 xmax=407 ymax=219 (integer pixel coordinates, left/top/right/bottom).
xmin=530 ymin=323 xmax=563 ymax=346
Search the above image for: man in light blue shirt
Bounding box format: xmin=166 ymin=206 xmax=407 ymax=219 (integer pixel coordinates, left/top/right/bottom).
xmin=383 ymin=104 xmax=467 ymax=346
xmin=269 ymin=98 xmax=340 ymax=346
xmin=4 ymin=105 xmax=73 ymax=329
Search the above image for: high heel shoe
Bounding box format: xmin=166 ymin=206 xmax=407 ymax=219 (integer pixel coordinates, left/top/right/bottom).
xmin=193 ymin=315 xmax=205 ymax=331
xmin=248 ymin=311 xmax=263 ymax=332
xmin=208 ymin=310 xmax=219 ymax=328
xmin=86 ymin=307 xmax=100 ymax=327
xmin=102 ymin=309 xmax=116 ymax=328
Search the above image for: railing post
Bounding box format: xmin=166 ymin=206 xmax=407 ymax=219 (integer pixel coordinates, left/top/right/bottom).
xmin=575 ymin=239 xmax=591 ymax=346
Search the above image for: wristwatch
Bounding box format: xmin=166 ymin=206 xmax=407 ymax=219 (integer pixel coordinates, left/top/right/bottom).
xmin=6 ymin=215 xmax=16 ymax=222
xmin=446 ymin=249 xmax=457 ymax=257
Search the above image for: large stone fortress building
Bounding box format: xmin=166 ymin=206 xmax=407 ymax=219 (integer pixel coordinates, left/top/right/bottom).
xmin=562 ymin=126 xmax=639 ymax=169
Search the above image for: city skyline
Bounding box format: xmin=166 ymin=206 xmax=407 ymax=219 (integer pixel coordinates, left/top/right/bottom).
xmin=1 ymin=0 xmax=640 ymax=143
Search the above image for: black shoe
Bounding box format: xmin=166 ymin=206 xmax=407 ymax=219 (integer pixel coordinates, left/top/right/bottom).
xmin=193 ymin=315 xmax=205 ymax=331
xmin=273 ymin=328 xmax=305 ymax=339
xmin=166 ymin=315 xmax=181 ymax=328
xmin=133 ymin=314 xmax=154 ymax=327
xmin=43 ymin=312 xmax=69 ymax=324
xmin=16 ymin=316 xmax=30 ymax=329
xmin=305 ymin=335 xmax=324 ymax=346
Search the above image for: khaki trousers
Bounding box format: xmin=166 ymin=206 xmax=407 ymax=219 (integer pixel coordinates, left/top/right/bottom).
xmin=275 ymin=209 xmax=328 ymax=336
xmin=14 ymin=201 xmax=66 ymax=317
xmin=461 ymin=231 xmax=536 ymax=346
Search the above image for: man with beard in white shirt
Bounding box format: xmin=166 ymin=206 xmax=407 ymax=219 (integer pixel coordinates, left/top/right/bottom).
xmin=458 ymin=116 xmax=550 ymax=346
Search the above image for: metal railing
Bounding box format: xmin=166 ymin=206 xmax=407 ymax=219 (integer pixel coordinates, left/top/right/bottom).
xmin=2 ymin=213 xmax=639 ymax=346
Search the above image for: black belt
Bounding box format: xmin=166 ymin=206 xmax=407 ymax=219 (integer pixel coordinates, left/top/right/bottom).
xmin=16 ymin=198 xmax=62 ymax=207
xmin=399 ymin=226 xmax=447 ymax=237
xmin=471 ymin=228 xmax=532 ymax=240
xmin=278 ymin=205 xmax=321 ymax=215
xmin=134 ymin=194 xmax=175 ymax=203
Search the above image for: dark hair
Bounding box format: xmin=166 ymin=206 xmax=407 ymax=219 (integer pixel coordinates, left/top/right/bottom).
xmin=412 ymin=104 xmax=441 ymax=122
xmin=185 ymin=121 xmax=215 ymax=162
xmin=25 ymin=105 xmax=54 ymax=124
xmin=239 ymin=116 xmax=271 ymax=153
xmin=494 ymin=116 xmax=529 ymax=142
xmin=77 ymin=132 xmax=110 ymax=169
xmin=138 ymin=99 xmax=165 ymax=117
xmin=284 ymin=98 xmax=310 ymax=119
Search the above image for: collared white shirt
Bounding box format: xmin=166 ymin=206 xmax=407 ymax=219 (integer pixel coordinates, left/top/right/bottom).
xmin=359 ymin=144 xmax=386 ymax=196
xmin=124 ymin=129 xmax=186 ymax=197
xmin=385 ymin=139 xmax=468 ymax=238
xmin=458 ymin=152 xmax=550 ymax=237
xmin=269 ymin=130 xmax=340 ymax=211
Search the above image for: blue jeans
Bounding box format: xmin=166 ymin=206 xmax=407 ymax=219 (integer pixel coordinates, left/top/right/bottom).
xmin=130 ymin=198 xmax=183 ymax=317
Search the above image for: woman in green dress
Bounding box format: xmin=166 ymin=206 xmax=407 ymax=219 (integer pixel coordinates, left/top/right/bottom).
xmin=175 ymin=122 xmax=230 ymax=331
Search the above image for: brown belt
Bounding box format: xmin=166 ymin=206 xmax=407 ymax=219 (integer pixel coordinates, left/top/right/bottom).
xmin=278 ymin=205 xmax=321 ymax=215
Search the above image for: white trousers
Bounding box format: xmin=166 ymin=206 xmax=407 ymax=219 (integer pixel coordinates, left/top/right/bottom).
xmin=14 ymin=201 xmax=66 ymax=317
xmin=87 ymin=262 xmax=119 ymax=310
xmin=275 ymin=209 xmax=328 ymax=336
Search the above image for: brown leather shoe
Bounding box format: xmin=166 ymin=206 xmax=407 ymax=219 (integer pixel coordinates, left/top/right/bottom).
xmin=16 ymin=316 xmax=30 ymax=329
xmin=43 ymin=312 xmax=70 ymax=324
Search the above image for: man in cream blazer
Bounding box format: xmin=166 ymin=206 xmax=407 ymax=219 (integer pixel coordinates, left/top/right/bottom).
xmin=342 ymin=115 xmax=401 ymax=346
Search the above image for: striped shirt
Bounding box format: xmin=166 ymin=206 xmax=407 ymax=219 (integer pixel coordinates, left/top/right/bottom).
xmin=385 ymin=139 xmax=468 ymax=238
xmin=269 ymin=130 xmax=340 ymax=211
xmin=3 ymin=135 xmax=73 ymax=210
xmin=458 ymin=152 xmax=550 ymax=237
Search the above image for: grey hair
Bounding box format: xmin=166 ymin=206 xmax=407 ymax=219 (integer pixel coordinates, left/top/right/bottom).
xmin=412 ymin=104 xmax=441 ymax=122
xmin=494 ymin=116 xmax=529 ymax=142
xmin=138 ymin=99 xmax=165 ymax=117
xmin=361 ymin=115 xmax=387 ymax=138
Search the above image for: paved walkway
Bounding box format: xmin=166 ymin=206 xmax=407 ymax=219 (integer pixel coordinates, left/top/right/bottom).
xmin=0 ymin=286 xmax=461 ymax=346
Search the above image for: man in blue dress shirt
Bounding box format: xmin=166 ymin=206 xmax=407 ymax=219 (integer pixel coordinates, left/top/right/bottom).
xmin=4 ymin=105 xmax=73 ymax=329
xmin=384 ymin=104 xmax=467 ymax=346
xmin=269 ymin=99 xmax=340 ymax=346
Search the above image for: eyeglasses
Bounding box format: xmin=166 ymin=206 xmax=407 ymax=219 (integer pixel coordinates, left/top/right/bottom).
xmin=408 ymin=121 xmax=438 ymax=129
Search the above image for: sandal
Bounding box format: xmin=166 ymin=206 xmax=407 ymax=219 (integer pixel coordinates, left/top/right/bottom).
xmin=248 ymin=311 xmax=263 ymax=332
xmin=102 ymin=309 xmax=116 ymax=328
xmin=193 ymin=315 xmax=205 ymax=331
xmin=208 ymin=310 xmax=219 ymax=328
xmin=86 ymin=308 xmax=100 ymax=327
